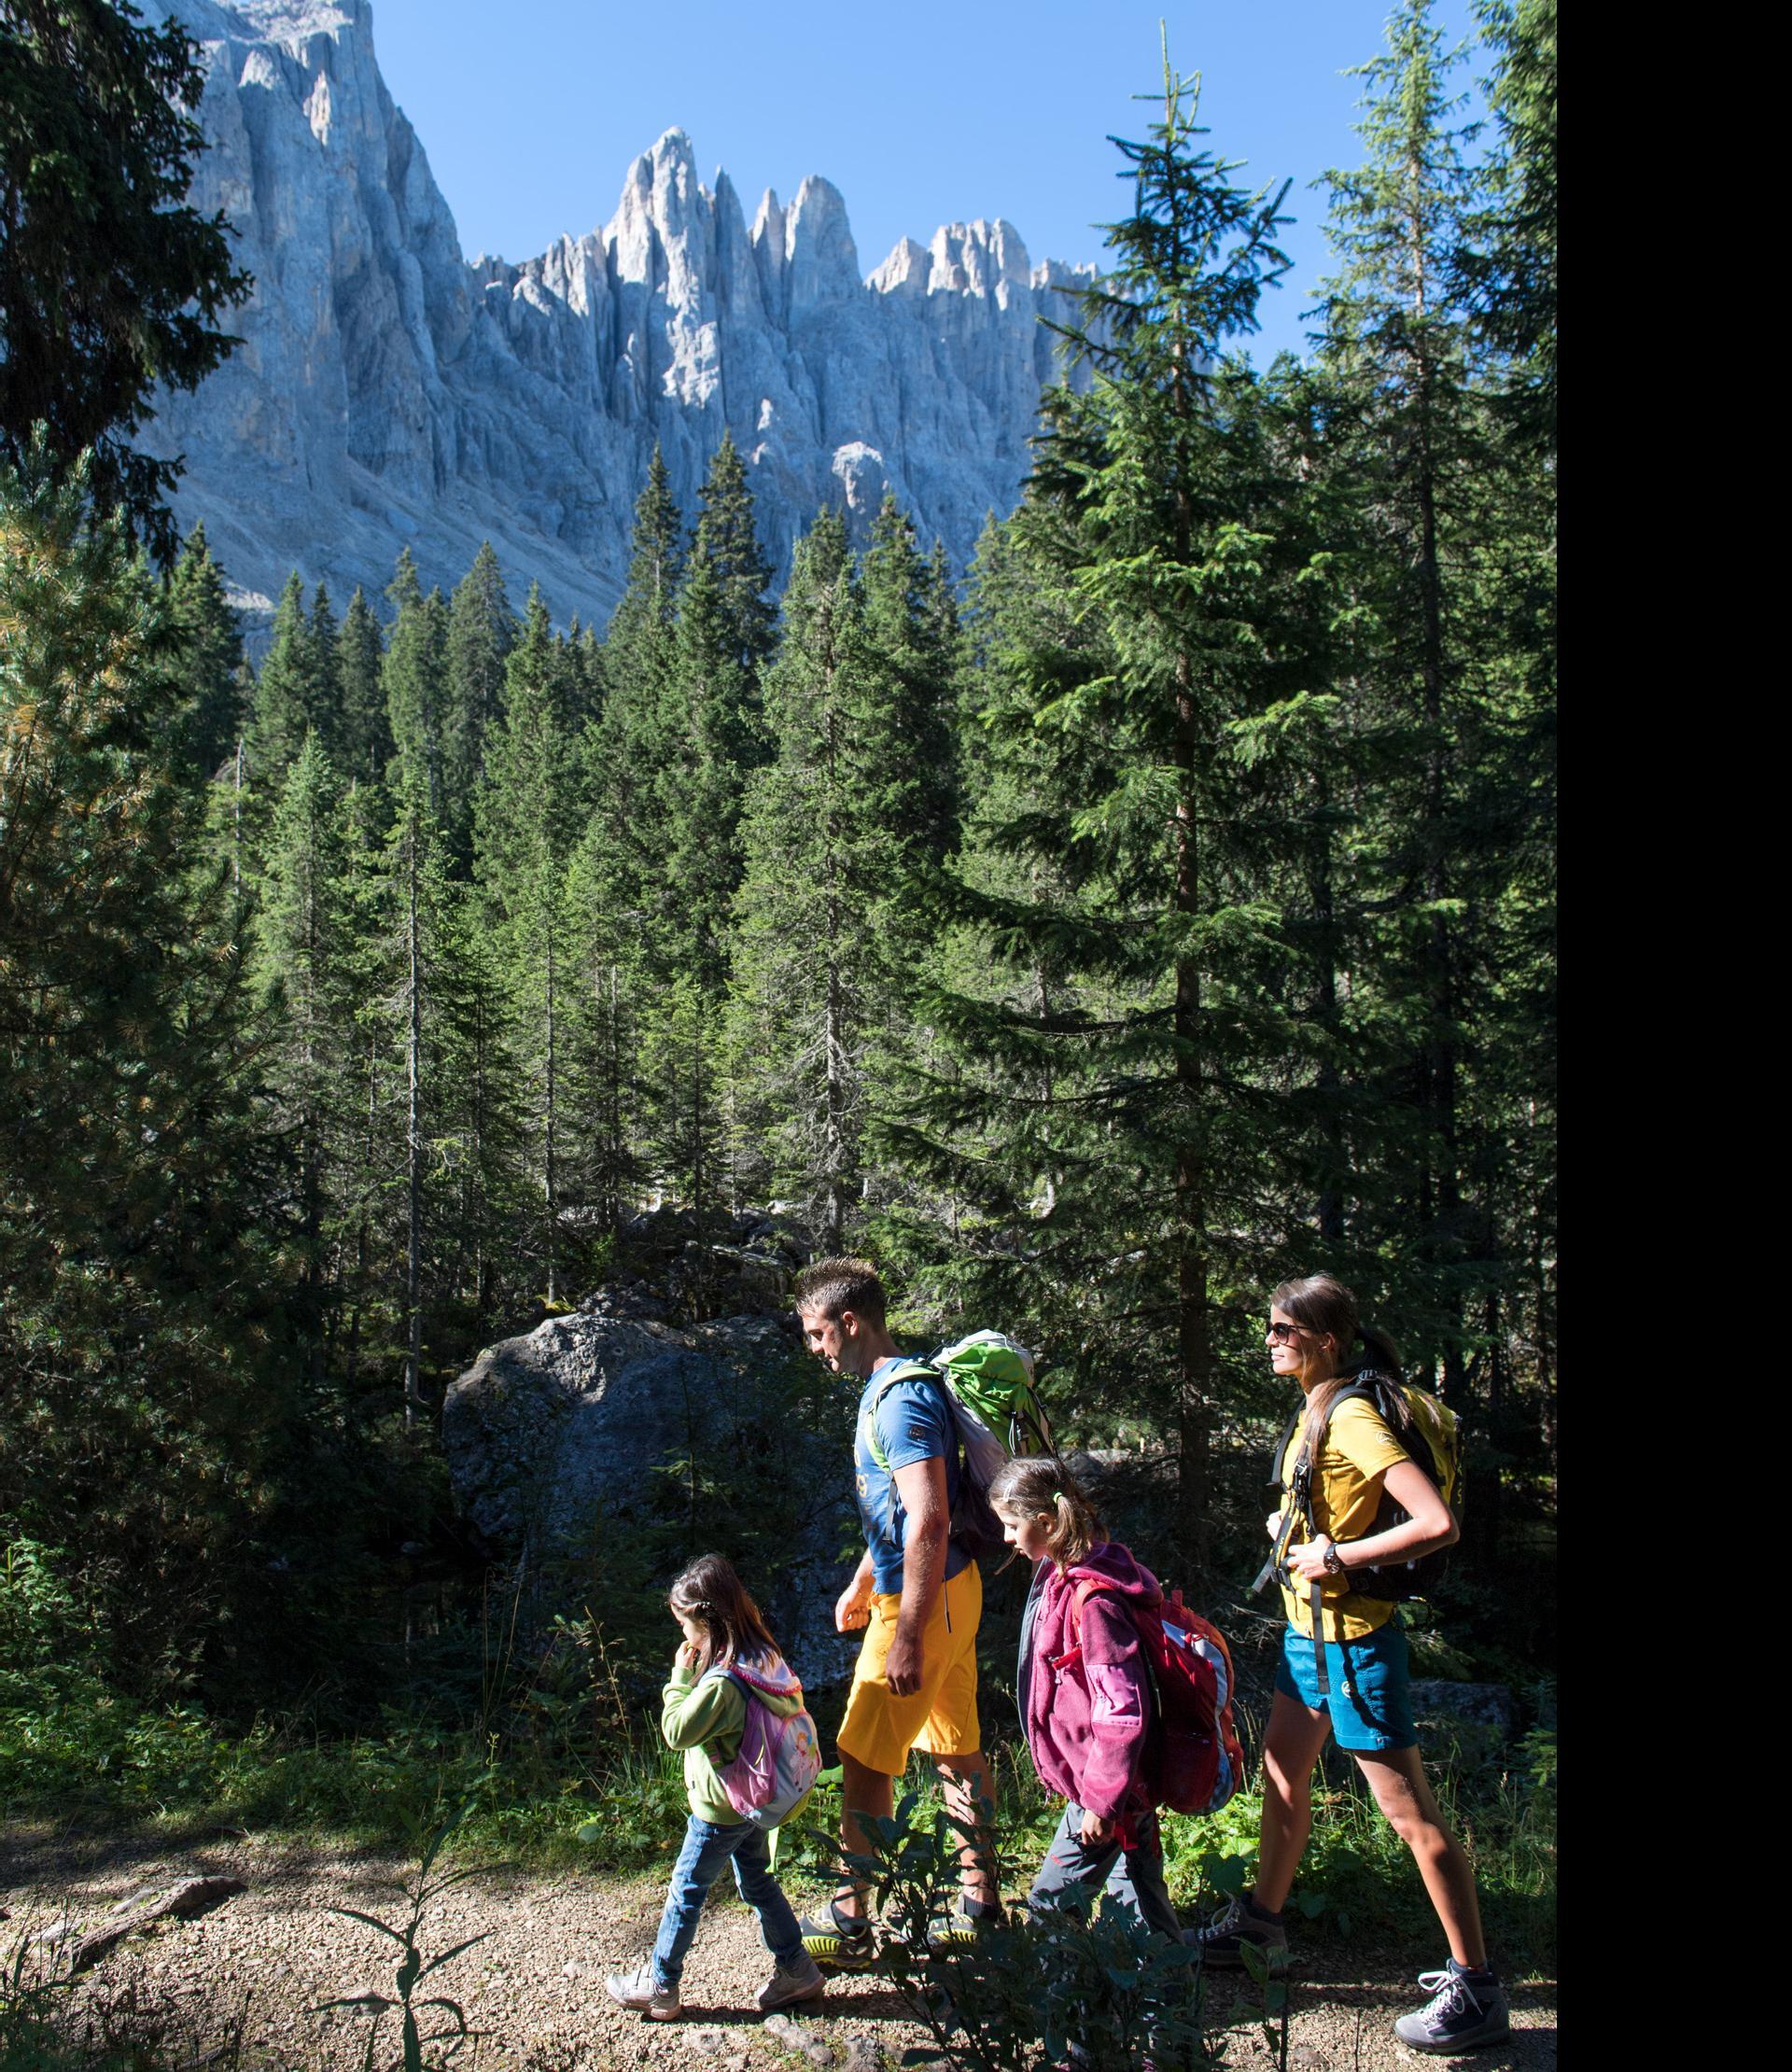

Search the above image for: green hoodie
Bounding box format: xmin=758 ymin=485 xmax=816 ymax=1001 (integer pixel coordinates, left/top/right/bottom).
xmin=660 ymin=1649 xmax=805 ymax=1826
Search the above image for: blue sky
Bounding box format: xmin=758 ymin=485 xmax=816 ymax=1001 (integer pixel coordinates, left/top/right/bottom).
xmin=368 ymin=0 xmax=1489 ymax=366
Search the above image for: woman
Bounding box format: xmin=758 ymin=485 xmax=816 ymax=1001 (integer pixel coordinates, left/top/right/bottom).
xmin=1195 ymin=1273 xmax=1509 ymax=2054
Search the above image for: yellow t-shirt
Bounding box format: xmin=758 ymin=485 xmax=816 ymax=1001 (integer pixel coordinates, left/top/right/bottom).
xmin=1278 ymin=1393 xmax=1412 ymax=1640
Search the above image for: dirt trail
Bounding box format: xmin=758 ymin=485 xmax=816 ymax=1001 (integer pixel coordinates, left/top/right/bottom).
xmin=0 ymin=1831 xmax=1557 ymax=2070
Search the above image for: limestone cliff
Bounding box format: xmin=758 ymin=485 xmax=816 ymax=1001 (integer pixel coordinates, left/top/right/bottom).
xmin=142 ymin=0 xmax=1092 ymax=627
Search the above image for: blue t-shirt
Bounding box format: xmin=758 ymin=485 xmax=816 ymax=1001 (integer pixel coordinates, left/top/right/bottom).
xmin=854 ymin=1358 xmax=972 ymax=1596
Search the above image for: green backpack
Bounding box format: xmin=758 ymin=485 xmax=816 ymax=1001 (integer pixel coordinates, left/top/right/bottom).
xmin=861 ymin=1331 xmax=1056 ymax=1557
xmin=930 ymin=1330 xmax=1055 ymax=1459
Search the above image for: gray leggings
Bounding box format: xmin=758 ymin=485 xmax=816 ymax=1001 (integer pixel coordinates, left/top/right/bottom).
xmin=1027 ymin=1800 xmax=1183 ymax=1942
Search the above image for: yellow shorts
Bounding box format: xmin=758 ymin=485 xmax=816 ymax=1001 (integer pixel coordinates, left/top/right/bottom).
xmin=836 ymin=1562 xmax=983 ymax=1778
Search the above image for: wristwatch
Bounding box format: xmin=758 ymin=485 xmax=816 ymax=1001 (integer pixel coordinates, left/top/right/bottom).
xmin=1323 ymin=1540 xmax=1349 ymax=1578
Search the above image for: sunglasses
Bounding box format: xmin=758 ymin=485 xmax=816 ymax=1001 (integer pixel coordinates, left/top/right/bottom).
xmin=1266 ymin=1321 xmax=1308 ymax=1343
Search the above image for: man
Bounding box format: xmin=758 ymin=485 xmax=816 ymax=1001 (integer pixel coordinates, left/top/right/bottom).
xmin=793 ymin=1256 xmax=1001 ymax=1967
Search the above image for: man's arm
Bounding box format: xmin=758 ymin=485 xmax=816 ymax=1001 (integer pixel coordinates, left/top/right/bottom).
xmin=886 ymin=1453 xmax=948 ymax=1697
xmin=835 ymin=1547 xmax=876 ymax=1632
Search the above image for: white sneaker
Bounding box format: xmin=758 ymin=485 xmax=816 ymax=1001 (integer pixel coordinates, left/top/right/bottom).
xmin=606 ymin=1961 xmax=680 ymax=2020
xmin=1393 ymin=1964 xmax=1510 ymax=2051
xmin=757 ymin=1951 xmax=827 ymax=2011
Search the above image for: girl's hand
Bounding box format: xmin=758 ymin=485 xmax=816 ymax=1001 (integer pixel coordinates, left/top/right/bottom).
xmin=676 ymin=1640 xmax=701 ymax=1673
xmin=1284 ymin=1535 xmax=1338 ymax=1586
xmin=1078 ymin=1809 xmax=1114 ymax=1845
xmin=1266 ymin=1510 xmax=1286 ymax=1540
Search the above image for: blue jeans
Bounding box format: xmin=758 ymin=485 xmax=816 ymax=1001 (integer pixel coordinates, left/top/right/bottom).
xmin=651 ymin=1814 xmax=804 ymax=1991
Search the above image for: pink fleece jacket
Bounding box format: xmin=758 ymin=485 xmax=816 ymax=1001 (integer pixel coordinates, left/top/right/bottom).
xmin=1018 ymin=1542 xmax=1162 ymax=1823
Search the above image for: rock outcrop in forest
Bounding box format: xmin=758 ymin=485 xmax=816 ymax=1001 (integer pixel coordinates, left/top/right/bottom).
xmin=144 ymin=0 xmax=1093 ymax=629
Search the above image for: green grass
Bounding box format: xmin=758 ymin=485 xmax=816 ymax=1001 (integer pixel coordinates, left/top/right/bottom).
xmin=4 ymin=1683 xmax=1557 ymax=1978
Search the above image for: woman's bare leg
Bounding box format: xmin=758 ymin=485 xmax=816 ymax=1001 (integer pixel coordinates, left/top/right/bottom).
xmin=1352 ymin=1745 xmax=1488 ymax=1969
xmin=1253 ymin=1689 xmax=1335 ymax=1912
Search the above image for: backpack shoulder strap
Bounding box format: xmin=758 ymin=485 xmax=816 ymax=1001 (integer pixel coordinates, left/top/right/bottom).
xmin=1297 ymin=1380 xmax=1388 ymax=1496
xmin=861 ymin=1360 xmax=941 ymax=1473
xmin=694 ymin=1665 xmax=751 ymax=1757
xmin=1046 ymin=1577 xmax=1111 ymax=1669
xmin=1251 ymin=1388 xmax=1367 ymax=1597
xmin=1068 ymin=1575 xmax=1108 ymax=1639
xmin=1267 ymin=1401 xmax=1304 ymax=1493
xmin=1327 ymin=1376 xmax=1447 ymax=1493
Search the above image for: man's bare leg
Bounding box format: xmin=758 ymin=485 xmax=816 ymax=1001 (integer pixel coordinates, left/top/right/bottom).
xmin=834 ymin=1750 xmax=895 ymax=1921
xmin=934 ymin=1750 xmax=1000 ymax=1911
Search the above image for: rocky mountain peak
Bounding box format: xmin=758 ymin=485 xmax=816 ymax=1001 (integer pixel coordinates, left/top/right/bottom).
xmin=784 ymin=175 xmax=860 ymax=307
xmin=147 ymin=0 xmax=1096 ymax=635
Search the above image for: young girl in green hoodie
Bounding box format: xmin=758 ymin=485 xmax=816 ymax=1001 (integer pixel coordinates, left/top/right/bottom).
xmin=606 ymin=1554 xmax=827 ymax=2023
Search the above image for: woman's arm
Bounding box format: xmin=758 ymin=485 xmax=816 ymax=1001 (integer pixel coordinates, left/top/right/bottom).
xmin=1285 ymin=1457 xmax=1458 ymax=1583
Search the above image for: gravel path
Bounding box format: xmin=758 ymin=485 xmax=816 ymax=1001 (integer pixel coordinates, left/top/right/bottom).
xmin=1 ymin=1830 xmax=1556 ymax=2070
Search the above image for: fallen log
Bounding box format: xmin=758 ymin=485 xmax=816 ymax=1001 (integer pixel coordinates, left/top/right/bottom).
xmin=70 ymin=1875 xmax=246 ymax=1973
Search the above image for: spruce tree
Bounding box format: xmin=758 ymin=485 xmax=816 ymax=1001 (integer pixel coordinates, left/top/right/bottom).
xmin=692 ymin=429 xmax=777 ymax=683
xmin=382 ymin=550 xmax=449 ymax=821
xmin=247 ymin=571 xmax=317 ymax=782
xmin=633 ymin=447 xmax=773 ymax=1253
xmin=857 ymin=493 xmax=962 ymax=884
xmin=561 ymin=823 xmax=646 ymax=1236
xmin=444 ymin=540 xmax=518 ymax=865
xmin=729 ymin=511 xmax=869 ymax=1240
xmin=732 ymin=498 xmax=965 ymax=1244
xmin=166 ymin=521 xmax=244 ymax=778
xmin=893 ymin=46 xmax=1295 ymax=1564
xmin=0 ymin=457 xmax=292 ymax=1687
xmin=1464 ymin=0 xmax=1557 ymax=458
xmin=601 ymin=445 xmax=683 ymax=743
xmin=336 ymin=585 xmax=391 ymax=786
xmin=1316 ymin=0 xmax=1497 ymax=1395
xmin=0 ymin=0 xmax=251 ymax=556
xmin=386 ymin=760 xmax=455 ymax=1422
xmin=476 ymin=584 xmax=580 ymax=1302
xmin=308 ymin=581 xmax=343 ymax=763
xmin=254 ymin=731 xmax=355 ymax=1379
xmin=560 ymin=454 xmax=688 ymax=1237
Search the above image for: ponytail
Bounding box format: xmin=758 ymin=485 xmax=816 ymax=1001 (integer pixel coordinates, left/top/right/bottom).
xmin=987 ymin=1456 xmax=1105 ymax=1569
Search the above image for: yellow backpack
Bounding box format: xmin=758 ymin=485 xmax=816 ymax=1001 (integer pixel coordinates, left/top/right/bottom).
xmin=1252 ymin=1368 xmax=1462 ymax=1698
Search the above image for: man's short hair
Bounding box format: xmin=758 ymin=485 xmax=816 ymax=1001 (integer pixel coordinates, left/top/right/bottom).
xmin=794 ymin=1256 xmax=888 ymax=1328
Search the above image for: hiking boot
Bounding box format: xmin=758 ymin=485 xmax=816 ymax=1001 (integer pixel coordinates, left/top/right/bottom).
xmin=757 ymin=1951 xmax=828 ymax=2011
xmin=925 ymin=1899 xmax=1007 ymax=1954
xmin=1185 ymin=1893 xmax=1289 ymax=1971
xmin=1393 ymin=1964 xmax=1510 ymax=2052
xmin=798 ymin=1898 xmax=875 ymax=1970
xmin=605 ymin=1962 xmax=680 ymax=2020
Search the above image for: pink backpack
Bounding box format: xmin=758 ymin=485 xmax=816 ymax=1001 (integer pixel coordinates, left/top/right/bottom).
xmin=706 ymin=1659 xmax=822 ymax=1830
xmin=1059 ymin=1579 xmax=1243 ymax=1817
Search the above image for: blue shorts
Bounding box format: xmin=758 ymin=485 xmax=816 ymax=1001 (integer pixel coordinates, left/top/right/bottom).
xmin=1276 ymin=1620 xmax=1417 ymax=1752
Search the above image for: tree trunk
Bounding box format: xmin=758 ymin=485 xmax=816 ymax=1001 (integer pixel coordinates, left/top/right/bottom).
xmin=1173 ymin=644 xmax=1210 ymax=1575
xmin=404 ymin=826 xmax=424 ymax=1428
xmin=543 ymin=931 xmax=558 ymax=1307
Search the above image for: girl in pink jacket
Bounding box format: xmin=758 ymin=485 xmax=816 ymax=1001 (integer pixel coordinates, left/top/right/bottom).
xmin=987 ymin=1456 xmax=1183 ymax=1943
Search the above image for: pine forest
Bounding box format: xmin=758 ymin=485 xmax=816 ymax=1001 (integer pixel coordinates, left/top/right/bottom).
xmin=1 ymin=2 xmax=1555 ymax=2051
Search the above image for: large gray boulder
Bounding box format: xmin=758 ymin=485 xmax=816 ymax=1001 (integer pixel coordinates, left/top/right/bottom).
xmin=441 ymin=1310 xmax=861 ymax=1688
xmin=1407 ymin=1680 xmax=1517 ymax=1737
xmin=143 ymin=0 xmax=1095 ymax=639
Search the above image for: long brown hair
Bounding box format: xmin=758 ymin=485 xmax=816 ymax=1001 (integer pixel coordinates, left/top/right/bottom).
xmin=667 ymin=1553 xmax=780 ymax=1674
xmin=987 ymin=1456 xmax=1106 ymax=1570
xmin=1273 ymin=1272 xmax=1412 ymax=1458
